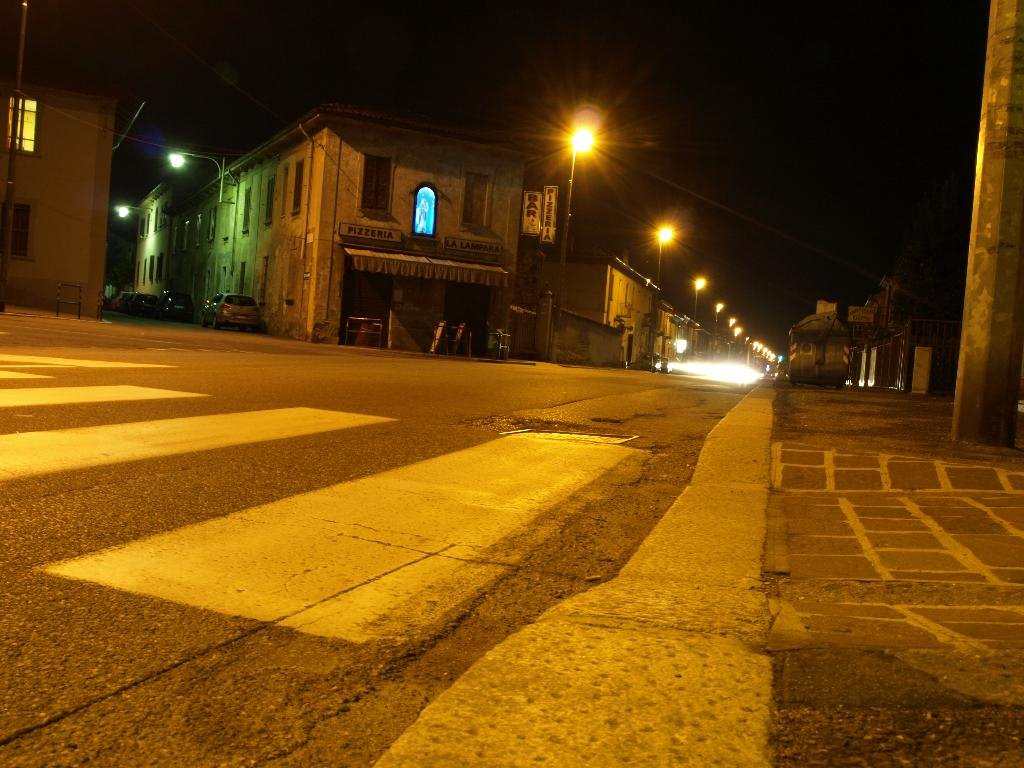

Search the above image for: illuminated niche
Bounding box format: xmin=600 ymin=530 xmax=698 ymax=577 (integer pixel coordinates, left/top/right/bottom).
xmin=413 ymin=184 xmax=437 ymax=237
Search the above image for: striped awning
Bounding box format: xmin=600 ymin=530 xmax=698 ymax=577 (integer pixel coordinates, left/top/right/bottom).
xmin=345 ymin=248 xmax=508 ymax=287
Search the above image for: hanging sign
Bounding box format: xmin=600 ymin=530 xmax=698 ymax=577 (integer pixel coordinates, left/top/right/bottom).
xmin=521 ymin=190 xmax=542 ymax=236
xmin=540 ymin=186 xmax=558 ymax=244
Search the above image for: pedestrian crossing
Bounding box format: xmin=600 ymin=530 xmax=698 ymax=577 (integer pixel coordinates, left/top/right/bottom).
xmin=2 ymin=351 xmax=635 ymax=645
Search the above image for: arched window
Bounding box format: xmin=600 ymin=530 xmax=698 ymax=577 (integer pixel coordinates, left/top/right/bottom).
xmin=413 ymin=184 xmax=437 ymax=237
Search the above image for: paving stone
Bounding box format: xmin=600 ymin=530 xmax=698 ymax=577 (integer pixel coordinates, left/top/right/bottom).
xmin=888 ymin=461 xmax=941 ymax=490
xmin=834 ymin=454 xmax=881 ymax=469
xmin=865 ymin=531 xmax=943 ymax=550
xmin=781 ymin=449 xmax=824 ymax=466
xmin=790 ymin=601 xmax=902 ymax=619
xmin=787 ymin=535 xmax=863 ymax=556
xmin=786 ymin=518 xmax=851 ymax=536
xmin=953 ymin=534 xmax=1024 ymax=567
xmin=799 ymin=615 xmax=942 ymax=647
xmin=992 ymin=508 xmax=1024 ymax=527
xmin=925 ymin=513 xmax=1005 ymax=534
xmin=834 ymin=470 xmax=884 ymax=491
xmin=993 ymin=568 xmax=1024 ymax=584
xmin=912 ymin=606 xmax=1024 ymax=623
xmin=781 ymin=465 xmax=827 ymax=490
xmin=877 ymin=550 xmax=965 ymax=571
xmin=782 ymin=504 xmax=845 ymax=522
xmin=887 ymin=571 xmax=987 ymax=582
xmin=916 ymin=496 xmax=969 ymax=507
xmin=939 ymin=622 xmax=1024 ymax=644
xmin=944 ymin=466 xmax=1005 ymax=490
xmin=854 ymin=505 xmax=913 ymax=519
xmin=788 ymin=555 xmax=879 ymax=580
xmin=859 ymin=518 xmax=929 ymax=532
xmin=1008 ymin=474 xmax=1024 ymax=490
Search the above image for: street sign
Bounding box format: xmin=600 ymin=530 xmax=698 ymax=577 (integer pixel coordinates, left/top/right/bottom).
xmin=847 ymin=305 xmax=876 ymax=324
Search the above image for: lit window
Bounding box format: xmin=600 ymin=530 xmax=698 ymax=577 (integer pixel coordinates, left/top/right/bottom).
xmin=413 ymin=185 xmax=437 ymax=237
xmin=463 ymin=173 xmax=489 ymax=226
xmin=6 ymin=97 xmax=37 ymax=152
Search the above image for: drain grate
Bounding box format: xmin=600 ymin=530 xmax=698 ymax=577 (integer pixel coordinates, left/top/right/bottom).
xmin=499 ymin=429 xmax=637 ymax=445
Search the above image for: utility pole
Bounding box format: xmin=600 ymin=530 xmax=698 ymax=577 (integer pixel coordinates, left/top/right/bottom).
xmin=1 ymin=0 xmax=29 ymax=314
xmin=952 ymin=0 xmax=1024 ymax=446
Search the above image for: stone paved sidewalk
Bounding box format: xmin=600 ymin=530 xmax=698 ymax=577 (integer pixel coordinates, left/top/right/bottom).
xmin=768 ymin=442 xmax=1024 ymax=651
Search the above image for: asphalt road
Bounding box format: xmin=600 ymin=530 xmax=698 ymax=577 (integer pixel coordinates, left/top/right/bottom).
xmin=0 ymin=311 xmax=744 ymax=767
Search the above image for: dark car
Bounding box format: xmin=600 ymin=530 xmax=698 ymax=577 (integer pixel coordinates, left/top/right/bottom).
xmin=127 ymin=292 xmax=159 ymax=318
xmin=157 ymin=291 xmax=194 ymax=322
xmin=110 ymin=291 xmax=136 ymax=313
xmin=200 ymin=292 xmax=262 ymax=330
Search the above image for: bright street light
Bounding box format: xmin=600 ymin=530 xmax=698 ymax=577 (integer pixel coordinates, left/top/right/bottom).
xmin=572 ymin=129 xmax=594 ymax=153
xmin=728 ymin=317 xmax=737 ymax=328
xmin=655 ymin=226 xmax=673 ymax=286
xmin=693 ymin=276 xmax=706 ymax=318
xmin=115 ymin=205 xmax=131 ymax=219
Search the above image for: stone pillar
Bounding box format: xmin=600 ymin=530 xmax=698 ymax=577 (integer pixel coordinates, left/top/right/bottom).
xmin=953 ymin=0 xmax=1024 ymax=446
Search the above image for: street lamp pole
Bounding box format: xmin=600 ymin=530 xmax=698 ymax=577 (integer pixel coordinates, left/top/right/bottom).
xmin=693 ymin=277 xmax=706 ymax=319
xmin=552 ymin=129 xmax=593 ymax=360
xmin=169 ymin=152 xmax=229 ymax=203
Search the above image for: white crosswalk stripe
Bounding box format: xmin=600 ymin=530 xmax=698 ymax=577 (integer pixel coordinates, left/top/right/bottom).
xmin=45 ymin=433 xmax=634 ymax=643
xmin=0 ymin=407 xmax=393 ymax=480
xmin=0 ymin=385 xmax=205 ymax=408
xmin=0 ymin=353 xmax=169 ymax=368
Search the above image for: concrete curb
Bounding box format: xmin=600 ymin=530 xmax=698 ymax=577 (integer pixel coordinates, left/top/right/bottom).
xmin=375 ymin=386 xmax=776 ymax=767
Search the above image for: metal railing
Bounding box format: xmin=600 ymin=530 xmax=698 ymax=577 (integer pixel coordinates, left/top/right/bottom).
xmin=55 ymin=282 xmax=82 ymax=319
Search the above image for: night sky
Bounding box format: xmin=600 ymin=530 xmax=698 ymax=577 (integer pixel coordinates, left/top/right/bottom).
xmin=2 ymin=1 xmax=991 ymax=350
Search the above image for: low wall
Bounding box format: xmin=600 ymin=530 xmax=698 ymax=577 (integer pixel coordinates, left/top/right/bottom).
xmin=554 ymin=310 xmax=623 ymax=367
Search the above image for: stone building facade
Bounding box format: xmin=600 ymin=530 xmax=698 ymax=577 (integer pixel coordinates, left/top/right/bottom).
xmin=137 ymin=106 xmax=524 ymax=351
xmin=2 ymin=82 xmax=115 ymax=315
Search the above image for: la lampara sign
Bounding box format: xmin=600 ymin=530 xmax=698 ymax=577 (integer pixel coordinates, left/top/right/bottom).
xmin=540 ymin=186 xmax=558 ymax=244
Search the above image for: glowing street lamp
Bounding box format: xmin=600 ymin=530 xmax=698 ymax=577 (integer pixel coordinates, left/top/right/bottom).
xmin=554 ymin=128 xmax=595 ymax=334
xmin=168 ymin=151 xmax=234 ymax=203
xmin=659 ymin=230 xmax=675 ymax=290
xmin=693 ymin=276 xmax=706 ymax=318
xmin=115 ymin=205 xmax=131 ymax=219
xmin=728 ymin=317 xmax=737 ymax=329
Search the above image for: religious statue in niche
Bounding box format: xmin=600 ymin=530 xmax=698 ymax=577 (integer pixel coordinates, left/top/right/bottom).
xmin=413 ymin=185 xmax=436 ymax=236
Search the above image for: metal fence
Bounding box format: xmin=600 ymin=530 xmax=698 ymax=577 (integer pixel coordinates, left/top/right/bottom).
xmin=852 ymin=318 xmax=961 ymax=393
xmin=508 ymin=305 xmax=537 ymax=358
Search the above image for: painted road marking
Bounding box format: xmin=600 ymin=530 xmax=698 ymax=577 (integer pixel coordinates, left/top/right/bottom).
xmin=46 ymin=432 xmax=633 ymax=643
xmin=1 ymin=407 xmax=392 ymax=480
xmin=0 ymin=353 xmax=169 ymax=368
xmin=0 ymin=371 xmax=52 ymax=380
xmin=0 ymin=385 xmax=204 ymax=409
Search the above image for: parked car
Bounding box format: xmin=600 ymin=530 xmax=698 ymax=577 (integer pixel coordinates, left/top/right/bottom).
xmin=157 ymin=291 xmax=194 ymax=322
xmin=110 ymin=291 xmax=136 ymax=313
xmin=127 ymin=292 xmax=160 ymax=317
xmin=200 ymin=292 xmax=262 ymax=331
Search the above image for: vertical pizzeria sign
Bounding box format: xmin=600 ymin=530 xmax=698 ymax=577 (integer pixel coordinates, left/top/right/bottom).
xmin=540 ymin=185 xmax=558 ymax=244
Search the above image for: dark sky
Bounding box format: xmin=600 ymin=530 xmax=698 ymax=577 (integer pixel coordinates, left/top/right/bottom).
xmin=2 ymin=1 xmax=991 ymax=349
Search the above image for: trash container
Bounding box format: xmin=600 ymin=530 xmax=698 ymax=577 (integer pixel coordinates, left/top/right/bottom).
xmin=787 ymin=312 xmax=850 ymax=388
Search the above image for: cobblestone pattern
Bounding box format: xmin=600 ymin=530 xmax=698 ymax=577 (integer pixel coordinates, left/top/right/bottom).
xmin=772 ymin=442 xmax=1024 ymax=651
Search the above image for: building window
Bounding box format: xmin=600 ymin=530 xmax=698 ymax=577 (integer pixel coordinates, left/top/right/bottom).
xmin=195 ymin=213 xmax=202 ymax=247
xmin=138 ymin=214 xmax=147 ymax=237
xmin=208 ymin=207 xmax=216 ymax=241
xmin=412 ymin=184 xmax=437 ymax=237
xmin=280 ymin=164 xmax=289 ymax=218
xmin=157 ymin=252 xmax=164 ymax=280
xmin=463 ymin=172 xmax=489 ymax=227
xmin=183 ymin=219 xmax=191 ymax=250
xmin=6 ymin=97 xmax=37 ymax=153
xmin=0 ymin=203 xmax=30 ymax=259
xmin=361 ymin=154 xmax=391 ymax=211
xmin=242 ymin=185 xmax=252 ymax=233
xmin=292 ymin=160 xmax=303 ymax=214
xmin=148 ymin=255 xmax=154 ymax=282
xmin=264 ymin=175 xmax=275 ymax=225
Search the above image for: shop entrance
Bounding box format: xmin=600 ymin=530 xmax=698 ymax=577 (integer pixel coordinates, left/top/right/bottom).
xmin=341 ymin=271 xmax=392 ymax=347
xmin=443 ymin=283 xmax=489 ymax=356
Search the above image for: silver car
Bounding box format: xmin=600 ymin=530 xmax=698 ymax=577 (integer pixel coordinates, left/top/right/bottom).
xmin=200 ymin=293 xmax=262 ymax=331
